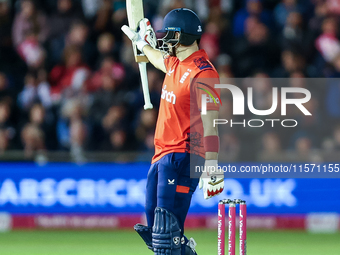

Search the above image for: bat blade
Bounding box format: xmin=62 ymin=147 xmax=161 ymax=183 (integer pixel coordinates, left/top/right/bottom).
xmin=126 ymin=0 xmax=148 ymax=63
xmin=126 ymin=0 xmax=153 ymax=109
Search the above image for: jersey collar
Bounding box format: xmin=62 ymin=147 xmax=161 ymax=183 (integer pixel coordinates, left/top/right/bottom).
xmin=180 ymin=49 xmax=208 ymax=63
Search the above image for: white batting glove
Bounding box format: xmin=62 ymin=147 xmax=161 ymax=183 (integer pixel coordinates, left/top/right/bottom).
xmin=199 ymin=160 xmax=224 ymax=199
xmin=121 ymin=18 xmax=157 ymax=53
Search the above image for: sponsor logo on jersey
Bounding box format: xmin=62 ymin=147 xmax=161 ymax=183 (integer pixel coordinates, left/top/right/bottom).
xmin=161 ymin=85 xmax=176 ymax=104
xmin=194 ymin=57 xmax=213 ymax=70
xmin=168 ymin=179 xmax=175 ymax=185
xmin=197 ymin=82 xmax=222 ymax=106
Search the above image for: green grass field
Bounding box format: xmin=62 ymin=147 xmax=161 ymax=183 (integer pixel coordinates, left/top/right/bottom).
xmin=0 ymin=230 xmax=339 ymax=255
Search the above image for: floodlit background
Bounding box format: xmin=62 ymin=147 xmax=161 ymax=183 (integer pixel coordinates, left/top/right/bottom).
xmin=0 ymin=0 xmax=340 ymax=254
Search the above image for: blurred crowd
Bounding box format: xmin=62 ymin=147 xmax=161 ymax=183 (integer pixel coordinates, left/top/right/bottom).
xmin=0 ymin=0 xmax=340 ymax=161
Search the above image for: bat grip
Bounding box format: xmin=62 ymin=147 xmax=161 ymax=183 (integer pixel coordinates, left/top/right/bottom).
xmin=138 ymin=62 xmax=153 ymax=110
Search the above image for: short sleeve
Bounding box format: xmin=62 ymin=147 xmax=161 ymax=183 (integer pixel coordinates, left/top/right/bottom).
xmin=191 ymin=69 xmax=221 ymax=112
xmin=163 ymin=55 xmax=178 ymax=72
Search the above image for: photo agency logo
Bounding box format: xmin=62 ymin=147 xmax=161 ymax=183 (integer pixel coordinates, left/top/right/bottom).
xmin=201 ymin=84 xmax=312 ymax=128
xmin=197 ymin=82 xmax=222 ymax=109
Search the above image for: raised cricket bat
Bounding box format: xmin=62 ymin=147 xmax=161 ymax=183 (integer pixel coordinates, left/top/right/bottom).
xmin=126 ymin=0 xmax=153 ymax=110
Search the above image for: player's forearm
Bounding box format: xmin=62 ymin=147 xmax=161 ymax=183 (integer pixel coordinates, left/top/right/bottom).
xmin=201 ymin=110 xmax=219 ymax=136
xmin=143 ymin=45 xmax=166 ymax=73
xmin=201 ymin=110 xmax=219 ymax=160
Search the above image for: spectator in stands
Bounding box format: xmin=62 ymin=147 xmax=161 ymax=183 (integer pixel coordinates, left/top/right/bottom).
xmin=88 ymin=69 xmax=127 ymax=150
xmin=87 ymin=56 xmax=125 ymax=92
xmin=0 ymin=72 xmax=12 ymax=105
xmin=245 ymin=71 xmax=272 ymax=113
xmin=0 ymin=0 xmax=10 ymax=43
xmin=47 ymin=0 xmax=83 ymax=65
xmin=200 ymin=21 xmax=221 ymax=63
xmin=259 ymin=132 xmax=284 ymax=162
xmin=292 ymin=134 xmax=314 ymax=160
xmin=233 ymin=0 xmax=273 ymax=37
xmin=99 ymin=104 xmax=128 ymax=150
xmin=272 ymin=48 xmax=306 ymax=77
xmin=12 ymin=0 xmax=48 ymax=47
xmin=0 ymin=100 xmax=15 ymax=153
xmin=215 ymin=54 xmax=234 ymax=78
xmin=95 ymin=33 xmax=118 ymax=68
xmin=67 ymin=21 xmax=96 ymax=67
xmin=325 ymin=74 xmax=340 ymax=119
xmin=92 ymin=0 xmax=127 ymax=43
xmin=0 ymin=0 xmax=15 ymax=69
xmin=145 ymin=67 xmax=162 ymax=107
xmin=219 ymin=133 xmax=240 ymax=162
xmin=18 ymin=70 xmax=52 ymax=110
xmin=274 ymin=0 xmax=305 ymax=30
xmin=233 ymin=17 xmax=276 ymax=76
xmin=127 ymin=66 xmax=162 ymax=110
xmin=331 ymin=54 xmax=340 ymax=77
xmin=120 ymin=32 xmax=135 ymax=65
xmin=315 ymin=17 xmax=340 ymax=64
xmin=107 ymin=128 xmax=128 ymax=151
xmin=49 ymin=20 xmax=95 ymax=67
xmin=135 ymin=109 xmax=157 ymax=151
xmin=49 ymin=45 xmax=90 ymax=102
xmin=57 ymin=98 xmax=87 ymax=160
xmin=92 ymin=0 xmax=114 ymax=33
xmin=280 ymin=11 xmax=306 ymax=51
xmin=21 ymin=103 xmax=49 ymax=157
xmin=81 ymin=0 xmax=102 ymax=22
xmin=17 ymin=29 xmax=46 ymax=69
xmin=0 ymin=72 xmax=17 ymax=129
xmin=308 ymin=0 xmax=328 ymax=34
xmin=49 ymin=0 xmax=83 ymax=40
xmin=330 ymin=125 xmax=340 ymax=151
xmin=0 ymin=128 xmax=9 ymax=153
xmin=88 ymin=68 xmax=124 ymax=118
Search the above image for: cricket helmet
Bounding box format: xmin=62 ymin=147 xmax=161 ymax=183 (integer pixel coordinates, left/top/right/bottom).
xmin=157 ymin=8 xmax=202 ymax=46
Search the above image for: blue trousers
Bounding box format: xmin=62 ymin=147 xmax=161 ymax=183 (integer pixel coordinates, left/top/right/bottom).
xmin=145 ymin=152 xmax=204 ymax=234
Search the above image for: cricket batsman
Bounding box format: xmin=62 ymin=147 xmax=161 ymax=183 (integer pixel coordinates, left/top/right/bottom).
xmin=122 ymin=8 xmax=224 ymax=255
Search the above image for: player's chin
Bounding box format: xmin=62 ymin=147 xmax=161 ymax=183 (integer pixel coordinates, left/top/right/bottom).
xmin=169 ymin=48 xmax=176 ymax=57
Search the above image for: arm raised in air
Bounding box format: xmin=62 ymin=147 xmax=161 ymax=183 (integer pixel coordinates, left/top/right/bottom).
xmin=121 ymin=18 xmax=166 ymax=73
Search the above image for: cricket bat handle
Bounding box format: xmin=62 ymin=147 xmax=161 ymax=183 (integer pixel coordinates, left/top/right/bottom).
xmin=138 ymin=62 xmax=153 ymax=110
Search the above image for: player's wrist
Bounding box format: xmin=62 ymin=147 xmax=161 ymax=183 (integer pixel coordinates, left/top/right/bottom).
xmin=205 ymin=151 xmax=218 ymax=160
xmin=205 ymin=159 xmax=217 ymax=166
xmin=204 ymin=159 xmax=217 ymax=176
xmin=136 ymin=40 xmax=149 ymax=53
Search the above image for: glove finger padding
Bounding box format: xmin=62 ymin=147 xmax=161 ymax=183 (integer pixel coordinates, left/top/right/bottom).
xmin=200 ymin=160 xmax=224 ymax=199
xmin=138 ymin=18 xmax=148 ymax=35
xmin=206 ymin=176 xmax=224 ymax=198
xmin=138 ymin=18 xmax=157 ymax=49
xmin=121 ymin=25 xmax=138 ymax=41
xmin=121 ymin=18 xmax=157 ymax=52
